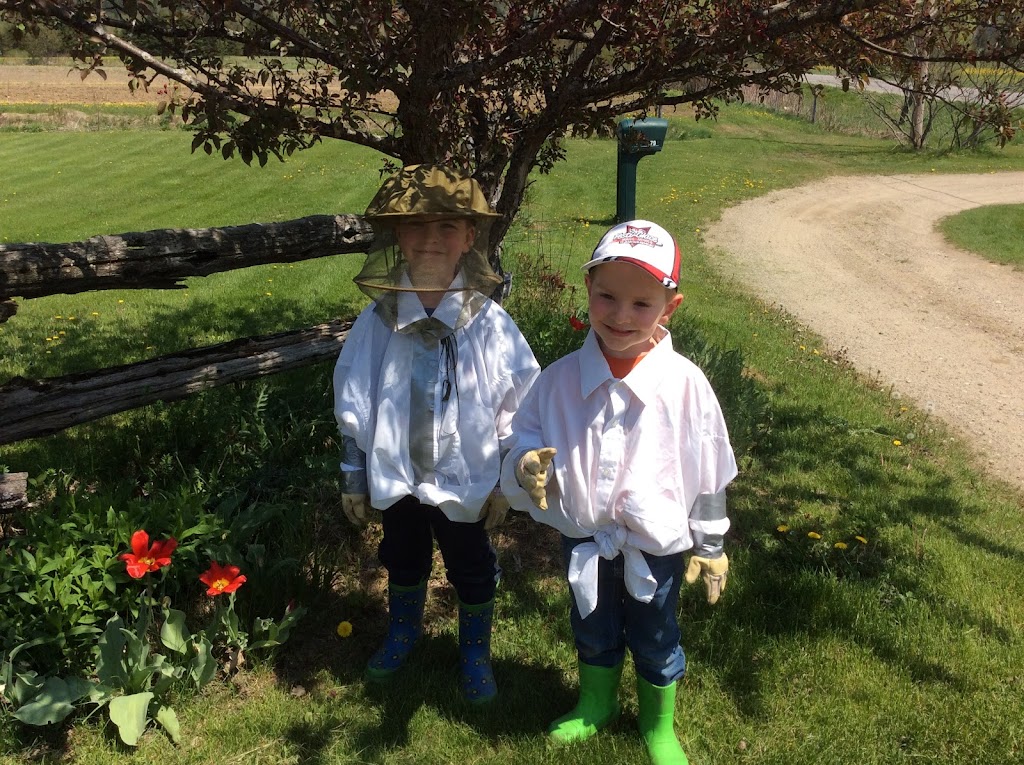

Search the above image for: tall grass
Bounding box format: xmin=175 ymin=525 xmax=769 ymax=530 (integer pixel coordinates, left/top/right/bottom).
xmin=1 ymin=103 xmax=1024 ymax=764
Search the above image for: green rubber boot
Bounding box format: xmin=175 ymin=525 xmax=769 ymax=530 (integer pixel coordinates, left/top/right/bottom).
xmin=636 ymin=677 xmax=688 ymax=765
xmin=548 ymin=660 xmax=623 ymax=745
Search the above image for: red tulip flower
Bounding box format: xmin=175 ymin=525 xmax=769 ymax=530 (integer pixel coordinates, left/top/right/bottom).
xmin=199 ymin=561 xmax=247 ymax=597
xmin=119 ymin=530 xmax=177 ymax=579
xmin=569 ymin=315 xmax=587 ymax=331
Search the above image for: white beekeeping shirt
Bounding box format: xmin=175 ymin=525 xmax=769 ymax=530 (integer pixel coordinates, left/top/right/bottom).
xmin=501 ymin=326 xmax=737 ymax=616
xmin=334 ymin=276 xmax=540 ymax=523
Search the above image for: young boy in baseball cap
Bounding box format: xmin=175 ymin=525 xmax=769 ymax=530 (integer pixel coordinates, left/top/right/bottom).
xmin=500 ymin=219 xmax=737 ymax=763
xmin=334 ymin=165 xmax=540 ymax=704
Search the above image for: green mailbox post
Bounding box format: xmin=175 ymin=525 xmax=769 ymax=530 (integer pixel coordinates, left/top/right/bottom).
xmin=616 ymin=117 xmax=668 ymax=222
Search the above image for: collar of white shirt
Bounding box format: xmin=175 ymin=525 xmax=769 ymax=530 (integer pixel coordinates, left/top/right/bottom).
xmin=579 ymin=324 xmax=672 ymax=404
xmin=395 ymin=271 xmax=467 ymax=331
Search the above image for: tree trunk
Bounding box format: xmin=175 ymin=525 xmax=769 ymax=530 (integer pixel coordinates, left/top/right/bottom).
xmin=0 ymin=320 xmax=351 ymax=445
xmin=911 ymin=89 xmax=926 ymax=149
xmin=0 ymin=214 xmax=373 ymax=320
xmin=910 ymin=0 xmax=935 ymax=150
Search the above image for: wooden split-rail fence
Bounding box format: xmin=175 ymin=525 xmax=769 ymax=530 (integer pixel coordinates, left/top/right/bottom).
xmin=0 ymin=214 xmax=376 ymax=512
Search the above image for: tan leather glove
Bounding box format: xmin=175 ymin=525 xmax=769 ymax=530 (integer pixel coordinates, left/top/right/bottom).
xmin=685 ymin=553 xmax=729 ymax=605
xmin=341 ymin=493 xmax=370 ymax=527
xmin=515 ymin=447 xmax=557 ymax=510
xmin=481 ymin=493 xmax=511 ymax=531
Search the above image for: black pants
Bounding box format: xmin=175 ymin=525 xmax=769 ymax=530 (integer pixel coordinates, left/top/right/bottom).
xmin=379 ymin=495 xmax=500 ymax=605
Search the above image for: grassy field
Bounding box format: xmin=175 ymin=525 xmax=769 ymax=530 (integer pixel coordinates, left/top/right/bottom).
xmin=2 ymin=96 xmax=1024 ymax=765
xmin=938 ymin=203 xmax=1024 ymax=269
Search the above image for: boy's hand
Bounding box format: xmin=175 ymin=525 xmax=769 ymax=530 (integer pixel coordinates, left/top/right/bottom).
xmin=685 ymin=553 xmax=729 ymax=605
xmin=481 ymin=494 xmax=510 ymax=531
xmin=342 ymin=493 xmax=370 ymax=527
xmin=515 ymin=447 xmax=557 ymax=510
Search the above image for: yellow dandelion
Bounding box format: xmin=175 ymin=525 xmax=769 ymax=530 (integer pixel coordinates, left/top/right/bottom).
xmin=812 ymin=349 xmax=820 ymax=356
xmin=799 ymin=345 xmax=806 ymax=351
xmin=336 ymin=621 xmax=353 ymax=638
xmin=834 ymin=541 xmax=848 ymax=550
xmin=777 ymin=524 xmax=790 ymax=533
xmin=893 ymin=439 xmax=902 ymax=446
xmin=265 ymin=291 xmax=273 ymax=296
xmin=91 ymin=311 xmax=100 ymax=316
xmin=807 ymin=531 xmax=822 ymax=540
xmin=855 ymin=535 xmax=868 ymax=544
xmin=117 ymin=299 xmax=125 ymax=304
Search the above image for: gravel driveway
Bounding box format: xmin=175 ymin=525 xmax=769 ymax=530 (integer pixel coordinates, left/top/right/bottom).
xmin=704 ymin=172 xmax=1024 ymax=494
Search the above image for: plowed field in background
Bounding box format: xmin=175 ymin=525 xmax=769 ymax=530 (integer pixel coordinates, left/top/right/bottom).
xmin=0 ymin=63 xmax=173 ymax=104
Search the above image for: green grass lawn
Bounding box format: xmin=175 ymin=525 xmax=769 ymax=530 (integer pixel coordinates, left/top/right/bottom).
xmin=938 ymin=203 xmax=1024 ymax=269
xmin=2 ymin=103 xmax=1024 ymax=764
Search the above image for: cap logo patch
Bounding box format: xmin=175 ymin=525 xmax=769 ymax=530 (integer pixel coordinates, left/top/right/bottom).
xmin=611 ymin=225 xmax=662 ymax=249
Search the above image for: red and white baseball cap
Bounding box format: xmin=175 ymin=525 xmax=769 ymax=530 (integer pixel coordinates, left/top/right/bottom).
xmin=581 ymin=219 xmax=681 ymax=290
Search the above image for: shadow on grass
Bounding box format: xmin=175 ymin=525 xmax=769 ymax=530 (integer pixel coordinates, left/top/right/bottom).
xmin=684 ymin=392 xmax=1024 ymax=719
xmin=259 ymin=512 xmax=586 ymax=762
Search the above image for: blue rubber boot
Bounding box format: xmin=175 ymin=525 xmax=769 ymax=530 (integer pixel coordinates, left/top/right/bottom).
xmin=365 ymin=581 xmax=426 ymax=680
xmin=636 ymin=677 xmax=689 ymax=765
xmin=548 ymin=660 xmax=623 ymax=745
xmin=458 ymin=599 xmax=497 ymax=704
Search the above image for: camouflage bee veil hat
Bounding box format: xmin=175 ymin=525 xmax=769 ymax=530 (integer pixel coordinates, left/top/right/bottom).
xmin=354 ymin=165 xmax=503 ymax=320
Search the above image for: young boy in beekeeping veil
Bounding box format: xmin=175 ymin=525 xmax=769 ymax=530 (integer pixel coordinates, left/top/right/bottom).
xmin=333 ymin=165 xmax=540 ymax=704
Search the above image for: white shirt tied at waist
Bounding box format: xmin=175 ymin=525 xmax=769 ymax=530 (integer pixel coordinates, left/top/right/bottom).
xmin=500 ymin=326 xmax=738 ymax=613
xmin=569 ymin=524 xmax=658 ymax=619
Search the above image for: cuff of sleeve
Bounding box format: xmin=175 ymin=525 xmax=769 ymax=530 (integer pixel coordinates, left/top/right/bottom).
xmin=340 ymin=467 xmax=368 ymax=495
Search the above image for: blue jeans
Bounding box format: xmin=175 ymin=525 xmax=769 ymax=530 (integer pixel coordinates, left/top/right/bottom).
xmin=379 ymin=495 xmax=500 ymax=605
xmin=561 ymin=534 xmax=687 ymax=687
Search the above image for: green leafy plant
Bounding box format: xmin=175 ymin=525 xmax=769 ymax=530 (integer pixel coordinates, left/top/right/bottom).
xmin=1 ymin=522 xmax=305 ymax=746
xmin=0 ymin=488 xmax=229 ymax=676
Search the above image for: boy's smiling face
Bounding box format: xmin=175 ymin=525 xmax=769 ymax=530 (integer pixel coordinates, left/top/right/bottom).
xmin=585 ymin=261 xmax=683 ymax=358
xmin=396 ymin=217 xmax=476 ymax=302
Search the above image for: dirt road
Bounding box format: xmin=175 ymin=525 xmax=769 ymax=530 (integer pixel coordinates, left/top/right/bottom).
xmin=704 ymin=172 xmax=1024 ymax=493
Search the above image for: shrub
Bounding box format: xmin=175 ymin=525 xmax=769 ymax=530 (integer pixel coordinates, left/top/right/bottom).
xmin=502 ymin=241 xmax=588 ymax=369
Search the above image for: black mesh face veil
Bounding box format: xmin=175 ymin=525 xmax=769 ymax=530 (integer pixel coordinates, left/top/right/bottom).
xmin=353 ymin=165 xmax=502 ymax=326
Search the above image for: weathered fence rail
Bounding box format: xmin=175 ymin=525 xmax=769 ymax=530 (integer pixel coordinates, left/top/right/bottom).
xmin=0 ymin=319 xmax=352 ymax=445
xmin=0 ymin=214 xmax=373 ymax=321
xmin=1 ymin=213 xmax=376 ymax=507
